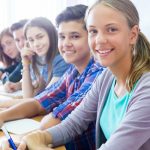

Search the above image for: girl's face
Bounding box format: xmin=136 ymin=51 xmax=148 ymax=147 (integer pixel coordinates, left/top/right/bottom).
xmin=87 ymin=4 xmax=138 ymax=69
xmin=1 ymin=35 xmax=19 ymax=59
xmin=58 ymin=21 xmax=90 ymax=72
xmin=26 ymin=27 xmax=50 ymax=57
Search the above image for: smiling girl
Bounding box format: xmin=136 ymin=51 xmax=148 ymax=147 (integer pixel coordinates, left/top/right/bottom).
xmin=21 ymin=17 xmax=69 ymax=98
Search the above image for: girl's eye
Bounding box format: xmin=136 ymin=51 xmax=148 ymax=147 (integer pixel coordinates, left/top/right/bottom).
xmin=37 ymin=35 xmax=43 ymax=39
xmin=107 ymin=27 xmax=118 ymax=33
xmin=15 ymin=39 xmax=20 ymax=43
xmin=58 ymin=35 xmax=65 ymax=40
xmin=28 ymin=39 xmax=34 ymax=42
xmin=6 ymin=41 xmax=13 ymax=46
xmin=88 ymin=29 xmax=97 ymax=36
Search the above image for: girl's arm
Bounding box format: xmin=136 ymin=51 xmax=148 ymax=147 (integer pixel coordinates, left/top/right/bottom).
xmin=22 ymin=65 xmax=34 ymax=98
xmin=21 ymin=46 xmax=35 ymax=98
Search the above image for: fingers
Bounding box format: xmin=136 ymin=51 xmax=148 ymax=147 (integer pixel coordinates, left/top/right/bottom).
xmin=24 ymin=42 xmax=30 ymax=49
xmin=0 ymin=138 xmax=12 ymax=150
xmin=17 ymin=140 xmax=27 ymax=150
xmin=4 ymin=82 xmax=15 ymax=93
xmin=40 ymin=113 xmax=53 ymax=130
xmin=21 ymin=47 xmax=35 ymax=58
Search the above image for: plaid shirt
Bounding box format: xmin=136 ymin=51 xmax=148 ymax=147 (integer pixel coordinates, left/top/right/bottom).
xmin=35 ymin=57 xmax=104 ymax=150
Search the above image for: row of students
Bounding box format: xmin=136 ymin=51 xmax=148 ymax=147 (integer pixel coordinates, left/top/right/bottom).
xmin=1 ymin=0 xmax=150 ymax=149
xmin=0 ymin=17 xmax=70 ymax=97
xmin=11 ymin=0 xmax=150 ymax=150
xmin=0 ymin=4 xmax=104 ymax=150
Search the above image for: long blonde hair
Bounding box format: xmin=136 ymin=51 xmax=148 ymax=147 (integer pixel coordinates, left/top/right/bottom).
xmin=86 ymin=0 xmax=150 ymax=91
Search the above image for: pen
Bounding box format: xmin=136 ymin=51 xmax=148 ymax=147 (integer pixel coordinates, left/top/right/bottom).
xmin=1 ymin=125 xmax=17 ymax=150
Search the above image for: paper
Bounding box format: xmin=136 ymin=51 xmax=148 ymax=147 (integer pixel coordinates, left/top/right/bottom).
xmin=0 ymin=95 xmax=13 ymax=101
xmin=4 ymin=119 xmax=40 ymax=135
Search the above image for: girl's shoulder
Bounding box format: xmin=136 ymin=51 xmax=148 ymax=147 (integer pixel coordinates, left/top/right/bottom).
xmin=52 ymin=54 xmax=63 ymax=64
xmin=52 ymin=54 xmax=71 ymax=77
xmin=134 ymin=72 xmax=150 ymax=89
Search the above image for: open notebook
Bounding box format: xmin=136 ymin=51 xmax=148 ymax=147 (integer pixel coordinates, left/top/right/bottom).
xmin=3 ymin=119 xmax=40 ymax=135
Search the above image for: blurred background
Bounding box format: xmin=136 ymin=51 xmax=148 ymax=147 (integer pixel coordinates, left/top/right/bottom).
xmin=0 ymin=0 xmax=149 ymax=41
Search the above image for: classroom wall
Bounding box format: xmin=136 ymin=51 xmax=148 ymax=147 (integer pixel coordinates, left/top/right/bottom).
xmin=0 ymin=0 xmax=149 ymax=41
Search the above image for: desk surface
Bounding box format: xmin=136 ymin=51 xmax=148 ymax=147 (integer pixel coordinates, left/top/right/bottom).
xmin=0 ymin=116 xmax=66 ymax=150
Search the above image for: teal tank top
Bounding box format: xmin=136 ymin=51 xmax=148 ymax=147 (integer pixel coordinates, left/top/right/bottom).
xmin=100 ymin=79 xmax=137 ymax=139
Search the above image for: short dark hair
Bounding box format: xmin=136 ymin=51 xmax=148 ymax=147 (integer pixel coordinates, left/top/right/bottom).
xmin=56 ymin=4 xmax=88 ymax=29
xmin=10 ymin=19 xmax=28 ymax=33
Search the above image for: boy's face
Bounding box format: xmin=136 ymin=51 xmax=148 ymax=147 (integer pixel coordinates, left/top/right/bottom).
xmin=13 ymin=28 xmax=25 ymax=52
xmin=58 ymin=21 xmax=90 ymax=72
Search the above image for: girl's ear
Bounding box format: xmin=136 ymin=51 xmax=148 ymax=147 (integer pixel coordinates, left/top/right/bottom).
xmin=130 ymin=25 xmax=139 ymax=45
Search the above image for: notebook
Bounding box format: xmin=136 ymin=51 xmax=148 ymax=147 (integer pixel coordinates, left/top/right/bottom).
xmin=3 ymin=118 xmax=40 ymax=135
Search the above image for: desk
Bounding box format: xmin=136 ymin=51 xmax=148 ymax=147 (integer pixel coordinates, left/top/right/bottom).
xmin=0 ymin=116 xmax=66 ymax=150
xmin=0 ymin=90 xmax=65 ymax=150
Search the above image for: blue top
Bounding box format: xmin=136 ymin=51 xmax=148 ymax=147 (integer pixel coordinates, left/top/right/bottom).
xmin=1 ymin=61 xmax=22 ymax=84
xmin=30 ymin=54 xmax=70 ymax=84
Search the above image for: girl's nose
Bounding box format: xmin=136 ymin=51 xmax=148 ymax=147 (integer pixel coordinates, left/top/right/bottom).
xmin=34 ymin=40 xmax=40 ymax=48
xmin=4 ymin=46 xmax=11 ymax=54
xmin=95 ymin=32 xmax=107 ymax=45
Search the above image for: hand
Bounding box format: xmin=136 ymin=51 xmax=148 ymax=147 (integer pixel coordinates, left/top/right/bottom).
xmin=4 ymin=82 xmax=21 ymax=93
xmin=17 ymin=130 xmax=52 ymax=150
xmin=21 ymin=45 xmax=35 ymax=66
xmin=0 ymin=137 xmax=11 ymax=150
xmin=0 ymin=71 xmax=3 ymax=80
xmin=40 ymin=113 xmax=61 ymax=130
xmin=0 ymin=135 xmax=21 ymax=150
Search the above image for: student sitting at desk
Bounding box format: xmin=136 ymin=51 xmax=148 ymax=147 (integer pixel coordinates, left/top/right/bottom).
xmin=3 ymin=19 xmax=28 ymax=93
xmin=20 ymin=17 xmax=70 ymax=98
xmin=0 ymin=28 xmax=21 ymax=85
xmin=0 ymin=4 xmax=104 ymax=150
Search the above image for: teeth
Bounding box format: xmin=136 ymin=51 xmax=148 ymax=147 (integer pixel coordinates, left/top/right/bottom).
xmin=97 ymin=49 xmax=111 ymax=54
xmin=63 ymin=50 xmax=75 ymax=54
